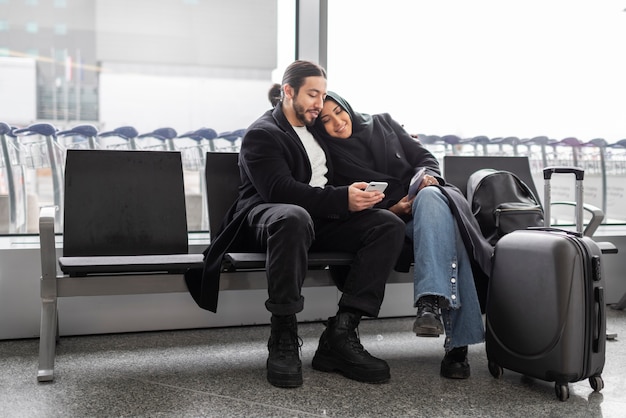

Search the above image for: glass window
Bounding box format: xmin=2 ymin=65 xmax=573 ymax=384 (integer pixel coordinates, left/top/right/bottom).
xmin=53 ymin=48 xmax=65 ymax=62
xmin=0 ymin=47 xmax=9 ymax=56
xmin=0 ymin=20 xmax=9 ymax=31
xmin=54 ymin=23 xmax=67 ymax=35
xmin=0 ymin=0 xmax=287 ymax=235
xmin=24 ymin=21 xmax=38 ymax=33
xmin=326 ymin=0 xmax=626 ymax=225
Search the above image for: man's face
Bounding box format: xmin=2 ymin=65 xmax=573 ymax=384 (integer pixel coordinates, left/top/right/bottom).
xmin=288 ymin=76 xmax=327 ymax=127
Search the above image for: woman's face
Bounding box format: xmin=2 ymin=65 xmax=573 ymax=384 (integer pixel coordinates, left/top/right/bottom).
xmin=319 ymin=99 xmax=352 ymax=139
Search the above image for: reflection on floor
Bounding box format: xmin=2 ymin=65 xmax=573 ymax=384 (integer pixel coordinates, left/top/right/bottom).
xmin=1 ymin=309 xmax=625 ymax=417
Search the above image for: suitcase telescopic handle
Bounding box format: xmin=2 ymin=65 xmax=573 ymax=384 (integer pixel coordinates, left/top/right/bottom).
xmin=543 ymin=166 xmax=584 ymax=181
xmin=542 ymin=166 xmax=584 ymax=233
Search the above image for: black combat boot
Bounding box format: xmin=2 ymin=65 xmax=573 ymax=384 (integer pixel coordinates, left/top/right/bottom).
xmin=440 ymin=345 xmax=470 ymax=379
xmin=311 ymin=311 xmax=390 ymax=383
xmin=413 ymin=295 xmax=444 ymax=337
xmin=267 ymin=314 xmax=302 ymax=388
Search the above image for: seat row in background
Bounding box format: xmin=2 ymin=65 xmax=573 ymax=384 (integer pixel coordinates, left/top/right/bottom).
xmin=2 ymin=124 xmax=624 ymax=235
xmin=0 ymin=122 xmax=246 ymax=234
xmin=415 ymin=133 xmax=626 ymax=224
xmin=416 ymin=134 xmax=626 ymax=168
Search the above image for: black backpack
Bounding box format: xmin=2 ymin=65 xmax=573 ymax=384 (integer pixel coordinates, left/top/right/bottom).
xmin=467 ymin=168 xmax=544 ymax=246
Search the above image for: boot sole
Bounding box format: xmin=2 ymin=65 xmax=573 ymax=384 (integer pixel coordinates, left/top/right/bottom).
xmin=413 ymin=318 xmax=444 ymax=337
xmin=312 ymin=350 xmax=390 ymax=384
xmin=266 ymin=359 xmax=303 ymax=388
xmin=440 ymin=368 xmax=471 ymax=379
xmin=267 ymin=370 xmax=303 ymax=388
xmin=440 ymin=363 xmax=471 ymax=379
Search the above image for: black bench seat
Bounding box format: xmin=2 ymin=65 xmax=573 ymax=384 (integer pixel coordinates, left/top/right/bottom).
xmin=59 ymin=254 xmax=205 ymax=276
xmin=222 ymin=252 xmax=354 ymax=271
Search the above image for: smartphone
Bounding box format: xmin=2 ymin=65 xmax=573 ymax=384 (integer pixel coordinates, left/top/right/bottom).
xmin=365 ymin=181 xmax=388 ymax=193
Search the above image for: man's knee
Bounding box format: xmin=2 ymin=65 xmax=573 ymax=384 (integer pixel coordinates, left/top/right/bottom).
xmin=371 ymin=210 xmax=406 ymax=240
xmin=269 ymin=205 xmax=314 ymax=239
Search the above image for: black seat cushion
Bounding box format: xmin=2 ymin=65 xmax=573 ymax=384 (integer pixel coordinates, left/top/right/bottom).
xmin=59 ymin=253 xmax=204 ymax=276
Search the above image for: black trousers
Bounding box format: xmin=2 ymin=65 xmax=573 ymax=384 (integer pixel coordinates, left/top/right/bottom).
xmin=244 ymin=203 xmax=406 ymax=317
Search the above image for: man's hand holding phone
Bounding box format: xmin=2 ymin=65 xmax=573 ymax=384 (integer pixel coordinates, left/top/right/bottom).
xmin=347 ymin=181 xmax=387 ymax=212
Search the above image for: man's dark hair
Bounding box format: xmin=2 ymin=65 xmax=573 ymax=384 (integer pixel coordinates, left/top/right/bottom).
xmin=281 ymin=60 xmax=327 ymax=96
xmin=268 ymin=83 xmax=281 ymax=107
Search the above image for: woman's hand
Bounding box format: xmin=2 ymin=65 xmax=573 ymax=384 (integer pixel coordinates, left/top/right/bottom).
xmin=419 ymin=174 xmax=439 ymax=191
xmin=348 ymin=182 xmax=384 ymax=212
xmin=389 ymin=195 xmax=415 ymax=216
xmin=390 ymin=175 xmax=438 ymax=216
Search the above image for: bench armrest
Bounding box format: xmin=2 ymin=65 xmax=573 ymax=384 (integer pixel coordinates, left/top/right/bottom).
xmin=550 ymin=201 xmax=604 ymax=237
xmin=39 ymin=206 xmax=58 ymax=297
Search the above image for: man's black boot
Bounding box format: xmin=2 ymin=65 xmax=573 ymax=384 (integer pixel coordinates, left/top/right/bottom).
xmin=267 ymin=314 xmax=302 ymax=388
xmin=311 ymin=311 xmax=390 ymax=383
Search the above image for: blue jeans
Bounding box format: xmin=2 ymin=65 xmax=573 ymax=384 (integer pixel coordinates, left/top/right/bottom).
xmin=406 ymin=187 xmax=485 ymax=351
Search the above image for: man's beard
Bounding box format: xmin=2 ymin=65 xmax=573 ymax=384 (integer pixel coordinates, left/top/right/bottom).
xmin=293 ymin=101 xmax=315 ymax=127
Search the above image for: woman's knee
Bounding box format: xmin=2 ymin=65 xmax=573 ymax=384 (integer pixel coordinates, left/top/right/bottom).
xmin=412 ymin=187 xmax=449 ymax=213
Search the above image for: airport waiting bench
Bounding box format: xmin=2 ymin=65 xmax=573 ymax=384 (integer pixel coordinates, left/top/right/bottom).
xmin=38 ymin=151 xmax=618 ymax=382
xmin=37 ymin=149 xmax=355 ymax=382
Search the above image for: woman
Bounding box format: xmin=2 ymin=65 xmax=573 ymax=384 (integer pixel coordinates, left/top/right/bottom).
xmin=313 ymin=91 xmax=493 ymax=379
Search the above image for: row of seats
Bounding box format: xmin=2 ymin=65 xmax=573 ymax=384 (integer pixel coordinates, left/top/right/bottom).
xmin=416 ymin=133 xmax=626 ymax=153
xmin=3 ymin=122 xmax=625 ymax=232
xmin=416 ymin=133 xmax=626 ymax=170
xmin=416 ymin=133 xmax=626 ymax=174
xmin=416 ymin=133 xmax=626 ymax=222
xmin=0 ymin=122 xmax=246 ymax=233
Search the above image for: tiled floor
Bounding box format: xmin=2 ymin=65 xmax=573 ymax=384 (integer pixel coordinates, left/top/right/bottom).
xmin=1 ymin=308 xmax=625 ymax=417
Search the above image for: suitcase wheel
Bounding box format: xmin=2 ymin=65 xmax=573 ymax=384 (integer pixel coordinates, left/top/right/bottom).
xmin=555 ymin=383 xmax=570 ymax=401
xmin=487 ymin=360 xmax=503 ymax=379
xmin=589 ymin=375 xmax=604 ymax=392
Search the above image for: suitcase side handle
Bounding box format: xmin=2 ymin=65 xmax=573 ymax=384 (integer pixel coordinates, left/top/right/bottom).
xmin=594 ymin=287 xmax=606 ymax=354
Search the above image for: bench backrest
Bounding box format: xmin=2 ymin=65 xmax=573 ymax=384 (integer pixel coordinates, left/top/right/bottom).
xmin=442 ymin=155 xmax=540 ymax=201
xmin=205 ymin=152 xmax=240 ymax=241
xmin=62 ymin=149 xmax=189 ymax=257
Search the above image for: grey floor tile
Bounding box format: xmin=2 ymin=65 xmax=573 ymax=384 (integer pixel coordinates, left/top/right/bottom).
xmin=1 ymin=309 xmax=625 ymax=417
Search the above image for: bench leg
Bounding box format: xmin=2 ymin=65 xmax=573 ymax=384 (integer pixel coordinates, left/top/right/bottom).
xmin=38 ymin=296 xmax=58 ymax=382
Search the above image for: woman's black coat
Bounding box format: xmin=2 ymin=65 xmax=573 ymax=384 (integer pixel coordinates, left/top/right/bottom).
xmin=315 ymin=109 xmax=493 ymax=310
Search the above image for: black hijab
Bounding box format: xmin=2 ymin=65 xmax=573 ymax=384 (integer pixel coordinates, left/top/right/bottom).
xmin=315 ymin=92 xmax=375 ymax=165
xmin=313 ymin=91 xmax=412 ymax=193
xmin=315 ymin=92 xmax=402 ymax=181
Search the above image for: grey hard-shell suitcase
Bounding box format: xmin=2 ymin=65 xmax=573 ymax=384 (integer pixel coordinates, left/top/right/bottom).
xmin=485 ymin=167 xmax=606 ymax=401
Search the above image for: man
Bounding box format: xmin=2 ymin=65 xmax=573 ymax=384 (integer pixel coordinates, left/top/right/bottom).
xmin=186 ymin=60 xmax=405 ymax=388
